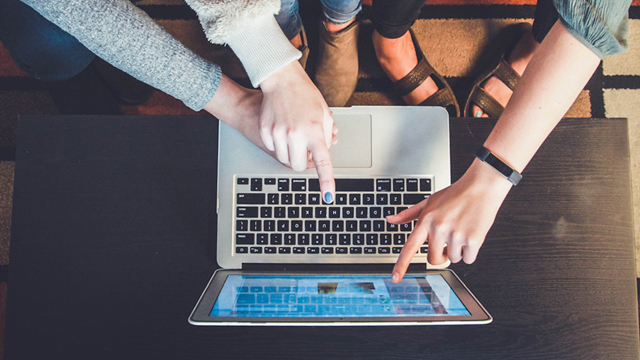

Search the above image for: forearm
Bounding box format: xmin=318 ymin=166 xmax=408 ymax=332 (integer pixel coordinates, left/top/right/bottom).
xmin=484 ymin=21 xmax=601 ymax=173
xmin=21 ymin=0 xmax=221 ymax=111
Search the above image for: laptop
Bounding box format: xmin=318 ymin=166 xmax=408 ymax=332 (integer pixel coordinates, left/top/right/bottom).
xmin=189 ymin=106 xmax=492 ymax=325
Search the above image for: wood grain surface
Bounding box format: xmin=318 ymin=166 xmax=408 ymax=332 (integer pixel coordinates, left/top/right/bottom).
xmin=4 ymin=116 xmax=638 ymax=360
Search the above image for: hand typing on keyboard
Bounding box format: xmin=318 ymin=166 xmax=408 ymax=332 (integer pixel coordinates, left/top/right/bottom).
xmin=258 ymin=62 xmax=337 ymax=203
xmin=388 ymin=159 xmax=513 ymax=282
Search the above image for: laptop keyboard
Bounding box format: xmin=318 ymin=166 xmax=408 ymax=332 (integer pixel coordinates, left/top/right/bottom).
xmin=234 ymin=176 xmax=433 ymax=256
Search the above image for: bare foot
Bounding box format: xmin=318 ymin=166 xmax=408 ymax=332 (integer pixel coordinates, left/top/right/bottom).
xmin=373 ymin=30 xmax=439 ymax=105
xmin=471 ymin=29 xmax=539 ymax=117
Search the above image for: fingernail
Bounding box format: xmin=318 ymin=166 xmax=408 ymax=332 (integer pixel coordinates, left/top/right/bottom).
xmin=474 ymin=110 xmax=482 ymax=118
xmin=324 ymin=192 xmax=333 ymax=204
xmin=392 ymin=272 xmax=400 ymax=282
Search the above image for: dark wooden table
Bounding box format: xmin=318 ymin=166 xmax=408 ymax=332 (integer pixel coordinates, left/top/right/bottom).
xmin=6 ymin=115 xmax=639 ymax=359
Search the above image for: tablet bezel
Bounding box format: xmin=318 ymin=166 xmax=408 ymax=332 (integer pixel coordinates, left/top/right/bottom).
xmin=189 ymin=269 xmax=492 ymax=326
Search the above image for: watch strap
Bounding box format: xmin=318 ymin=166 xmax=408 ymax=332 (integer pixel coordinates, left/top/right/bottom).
xmin=475 ymin=146 xmax=522 ymax=186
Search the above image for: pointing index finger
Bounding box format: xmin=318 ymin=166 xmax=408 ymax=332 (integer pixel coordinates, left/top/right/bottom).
xmin=308 ymin=139 xmax=335 ymax=204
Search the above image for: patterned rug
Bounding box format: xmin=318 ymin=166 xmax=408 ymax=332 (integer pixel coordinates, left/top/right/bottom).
xmin=1 ymin=1 xmax=640 ymax=357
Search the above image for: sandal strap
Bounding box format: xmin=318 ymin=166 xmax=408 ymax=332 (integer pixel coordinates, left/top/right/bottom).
xmin=493 ymin=58 xmax=520 ymax=91
xmin=418 ymin=88 xmax=456 ymax=108
xmin=468 ymin=86 xmax=504 ymax=118
xmin=392 ymin=56 xmax=435 ymax=97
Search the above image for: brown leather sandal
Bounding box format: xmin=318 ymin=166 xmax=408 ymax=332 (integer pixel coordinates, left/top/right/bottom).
xmin=464 ymin=22 xmax=532 ymax=118
xmin=392 ymin=29 xmax=460 ymax=117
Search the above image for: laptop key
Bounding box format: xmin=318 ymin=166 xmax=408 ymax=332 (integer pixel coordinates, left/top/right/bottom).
xmin=264 ymin=247 xmax=277 ymax=254
xmin=236 ymin=246 xmax=248 ymax=254
xmin=312 ymin=234 xmax=323 ymax=245
xmin=284 ymin=234 xmax=296 ymax=245
xmin=392 ymin=247 xmax=402 ymax=254
xmin=407 ymin=179 xmax=418 ymax=191
xmin=265 ymin=178 xmax=276 ymax=185
xmin=387 ymin=223 xmax=398 ymax=232
xmin=250 ymin=247 xmax=263 ymax=254
xmin=378 ymin=247 xmax=391 ymax=254
xmin=308 ymin=193 xmax=320 ymax=205
xmin=349 ymin=194 xmax=361 ymax=205
xmin=393 ymin=179 xmax=405 ymax=192
xmin=277 ymin=220 xmax=289 ymax=232
xmin=236 ymin=233 xmax=254 ymax=245
xmin=278 ymin=179 xmax=289 ymax=191
xmin=336 ymin=247 xmax=348 ymax=254
xmin=304 ymin=220 xmax=317 ymax=232
xmin=380 ymin=234 xmax=392 ymax=245
xmin=420 ymin=179 xmax=432 ymax=192
xmin=376 ymin=179 xmax=391 ymax=192
xmin=339 ymin=234 xmax=351 ymax=245
xmin=349 ymin=247 xmax=363 ymax=254
xmin=267 ymin=193 xmax=279 ymax=205
xmin=281 ymin=193 xmax=292 ymax=205
xmin=335 ymin=194 xmax=348 ymax=205
xmin=404 ymin=193 xmax=429 ymax=205
xmin=279 ymin=247 xmax=291 ymax=254
xmin=332 ymin=220 xmax=344 ymax=232
xmin=270 ymin=234 xmax=282 ymax=245
xmin=390 ymin=194 xmax=402 ymax=205
xmin=321 ymin=247 xmax=334 ymax=254
xmin=237 ymin=193 xmax=265 ymax=205
xmin=315 ymin=207 xmax=327 ymax=218
xmin=394 ymin=234 xmax=406 ymax=245
xmin=297 ymin=234 xmax=310 ymax=245
xmin=274 ymin=207 xmax=286 ymax=218
xmin=373 ymin=220 xmax=385 ymax=232
xmin=359 ymin=220 xmax=371 ymax=232
xmin=301 ymin=207 xmax=313 ymax=218
xmin=250 ymin=220 xmax=261 ymax=232
xmin=292 ymin=178 xmax=307 ymax=191
xmin=353 ymin=234 xmax=365 ymax=245
xmin=318 ymin=220 xmax=330 ymax=231
xmin=257 ymin=233 xmax=269 ymax=245
xmin=325 ymin=234 xmax=337 ymax=245
xmin=309 ymin=178 xmax=374 ymax=192
xmin=307 ymin=247 xmax=320 ymax=254
xmin=366 ymin=234 xmax=378 ymax=245
xmin=400 ymin=222 xmax=412 ymax=232
xmin=346 ymin=221 xmax=357 ymax=232
xmin=291 ymin=220 xmax=303 ymax=232
xmin=295 ymin=193 xmax=306 ymax=205
xmin=293 ymin=247 xmax=305 ymax=254
xmin=364 ymin=247 xmax=376 ymax=254
xmin=251 ymin=178 xmax=262 ymax=191
xmin=237 ymin=178 xmax=249 ymax=185
xmin=420 ymin=247 xmax=429 ymax=254
xmin=356 ymin=207 xmax=367 ymax=218
xmin=236 ymin=220 xmax=248 ymax=232
xmin=260 ymin=206 xmax=272 ymax=218
xmin=264 ymin=220 xmax=275 ymax=232
xmin=236 ymin=206 xmax=259 ymax=218
xmin=287 ymin=207 xmax=300 ymax=218
xmin=363 ymin=193 xmax=375 ymax=205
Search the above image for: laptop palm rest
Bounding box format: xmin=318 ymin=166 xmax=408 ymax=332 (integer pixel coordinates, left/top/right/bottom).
xmin=330 ymin=114 xmax=372 ymax=168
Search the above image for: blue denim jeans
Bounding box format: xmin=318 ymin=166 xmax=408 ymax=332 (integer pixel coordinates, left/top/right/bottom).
xmin=0 ymin=0 xmax=95 ymax=81
xmin=276 ymin=0 xmax=362 ymax=39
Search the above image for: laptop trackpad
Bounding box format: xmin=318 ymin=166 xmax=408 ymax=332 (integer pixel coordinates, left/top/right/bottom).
xmin=330 ymin=114 xmax=372 ymax=168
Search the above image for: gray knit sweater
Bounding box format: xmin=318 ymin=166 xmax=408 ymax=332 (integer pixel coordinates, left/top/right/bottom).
xmin=20 ymin=0 xmax=300 ymax=111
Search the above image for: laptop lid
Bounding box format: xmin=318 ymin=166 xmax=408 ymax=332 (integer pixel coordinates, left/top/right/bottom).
xmin=217 ymin=106 xmax=451 ymax=269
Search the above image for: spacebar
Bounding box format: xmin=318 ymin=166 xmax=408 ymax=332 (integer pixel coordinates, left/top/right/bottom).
xmin=308 ymin=178 xmax=374 ymax=192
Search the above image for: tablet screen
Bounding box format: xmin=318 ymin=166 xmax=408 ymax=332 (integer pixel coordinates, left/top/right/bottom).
xmin=209 ymin=275 xmax=470 ymax=318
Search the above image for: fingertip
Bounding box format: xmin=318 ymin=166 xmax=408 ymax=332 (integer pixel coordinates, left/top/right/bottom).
xmin=392 ymin=272 xmax=401 ymax=283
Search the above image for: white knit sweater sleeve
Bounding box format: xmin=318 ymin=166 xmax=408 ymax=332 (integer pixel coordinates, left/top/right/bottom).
xmin=185 ymin=0 xmax=301 ymax=87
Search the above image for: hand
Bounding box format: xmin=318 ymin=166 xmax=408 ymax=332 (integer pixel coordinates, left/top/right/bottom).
xmin=258 ymin=61 xmax=336 ymax=202
xmin=387 ymin=159 xmax=513 ymax=282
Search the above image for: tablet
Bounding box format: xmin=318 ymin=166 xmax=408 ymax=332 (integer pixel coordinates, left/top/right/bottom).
xmin=189 ymin=269 xmax=492 ymax=326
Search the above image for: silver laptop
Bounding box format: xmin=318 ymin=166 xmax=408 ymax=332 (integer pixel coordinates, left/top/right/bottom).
xmin=190 ymin=106 xmax=492 ymax=325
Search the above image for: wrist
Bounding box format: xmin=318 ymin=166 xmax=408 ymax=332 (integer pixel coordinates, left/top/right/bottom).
xmin=203 ymin=75 xmax=253 ymax=125
xmin=464 ymin=158 xmax=514 ymax=197
xmin=259 ymin=61 xmax=304 ymax=93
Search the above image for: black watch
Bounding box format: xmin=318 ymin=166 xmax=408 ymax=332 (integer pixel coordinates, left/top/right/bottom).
xmin=475 ymin=146 xmax=522 ymax=186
